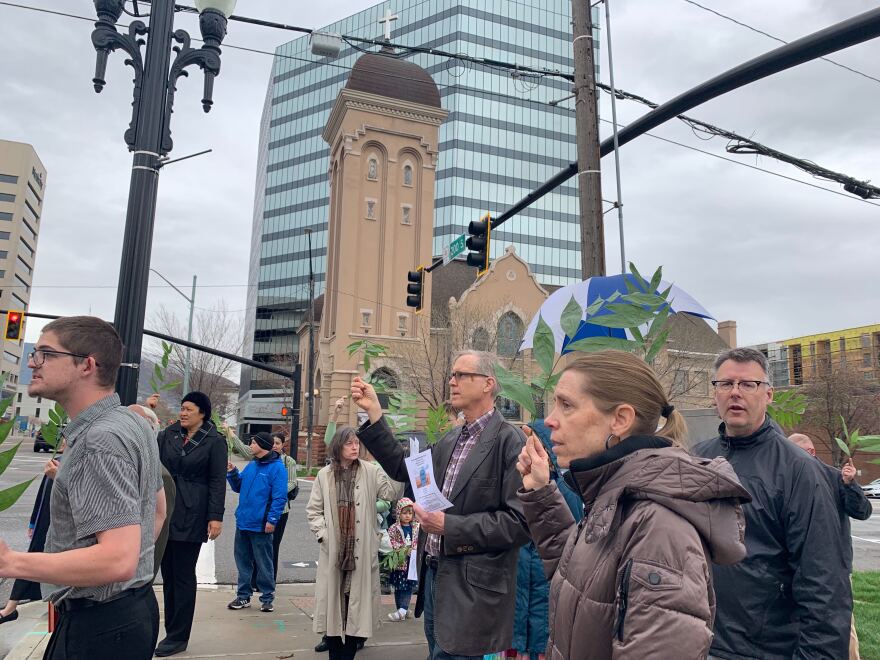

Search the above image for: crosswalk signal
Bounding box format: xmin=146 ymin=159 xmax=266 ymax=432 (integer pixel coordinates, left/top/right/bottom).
xmin=406 ymin=266 xmax=425 ymax=313
xmin=466 ymin=213 xmax=491 ymax=275
xmin=281 ymin=406 xmax=291 ymax=417
xmin=4 ymin=311 xmax=23 ymax=341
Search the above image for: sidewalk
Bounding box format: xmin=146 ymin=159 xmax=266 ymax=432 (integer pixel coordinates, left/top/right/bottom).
xmin=7 ymin=583 xmax=427 ymax=660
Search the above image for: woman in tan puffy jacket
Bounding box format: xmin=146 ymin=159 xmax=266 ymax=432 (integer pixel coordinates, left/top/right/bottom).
xmin=517 ymin=351 xmax=751 ymax=660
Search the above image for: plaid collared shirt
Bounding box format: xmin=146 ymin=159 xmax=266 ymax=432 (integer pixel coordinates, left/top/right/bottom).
xmin=425 ymin=408 xmax=495 ymax=558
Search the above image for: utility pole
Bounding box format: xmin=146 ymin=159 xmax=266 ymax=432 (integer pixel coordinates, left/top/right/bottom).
xmin=183 ymin=274 xmax=197 ymax=393
xmin=304 ymin=229 xmax=315 ymax=470
xmin=571 ymin=0 xmax=606 ymax=277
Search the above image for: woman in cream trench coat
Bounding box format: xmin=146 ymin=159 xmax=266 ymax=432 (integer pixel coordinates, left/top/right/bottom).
xmin=306 ymin=426 xmax=402 ymax=651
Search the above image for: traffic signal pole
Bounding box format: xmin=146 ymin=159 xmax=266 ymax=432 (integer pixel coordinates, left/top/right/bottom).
xmin=571 ymin=0 xmax=605 ymax=278
xmin=421 ymin=5 xmax=880 ymax=278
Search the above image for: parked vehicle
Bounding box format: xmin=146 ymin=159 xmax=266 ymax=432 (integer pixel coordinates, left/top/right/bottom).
xmin=33 ymin=431 xmax=52 ymax=453
xmin=861 ymin=479 xmax=880 ymax=499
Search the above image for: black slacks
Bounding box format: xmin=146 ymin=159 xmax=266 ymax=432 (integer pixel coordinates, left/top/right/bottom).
xmin=43 ymin=585 xmax=159 ymax=660
xmin=326 ymin=635 xmax=365 ymax=660
xmin=160 ymin=539 xmax=202 ymax=642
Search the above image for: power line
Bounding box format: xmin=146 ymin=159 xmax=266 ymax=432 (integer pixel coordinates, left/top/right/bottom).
xmin=594 ymin=83 xmax=880 ymax=199
xmin=455 ymin=82 xmax=880 ymax=208
xmin=680 ymin=0 xmax=880 ymax=87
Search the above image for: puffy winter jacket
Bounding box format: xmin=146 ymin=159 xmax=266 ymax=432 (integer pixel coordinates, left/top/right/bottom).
xmin=227 ymin=451 xmax=287 ymax=533
xmin=693 ymin=418 xmax=853 ymax=659
xmin=520 ymin=436 xmax=750 ymax=660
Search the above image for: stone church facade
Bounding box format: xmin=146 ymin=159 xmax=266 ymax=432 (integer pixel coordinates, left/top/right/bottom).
xmin=293 ymin=51 xmax=729 ymax=464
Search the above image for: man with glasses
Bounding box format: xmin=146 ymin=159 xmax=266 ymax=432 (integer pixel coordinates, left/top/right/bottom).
xmin=0 ymin=316 xmax=164 ymax=660
xmin=693 ymin=348 xmax=850 ymax=660
xmin=351 ymin=350 xmax=529 ymax=659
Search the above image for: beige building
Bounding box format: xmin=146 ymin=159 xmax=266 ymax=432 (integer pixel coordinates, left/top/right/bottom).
xmin=292 ymin=52 xmax=730 ymax=463
xmin=0 ymin=140 xmax=45 ymax=398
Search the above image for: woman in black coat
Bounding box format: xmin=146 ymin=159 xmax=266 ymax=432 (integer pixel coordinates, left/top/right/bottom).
xmin=0 ymin=454 xmax=59 ymax=624
xmin=154 ymin=392 xmax=227 ymax=658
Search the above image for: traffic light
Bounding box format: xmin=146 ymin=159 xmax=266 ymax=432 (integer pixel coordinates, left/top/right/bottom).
xmin=406 ymin=266 xmax=425 ymax=313
xmin=466 ymin=213 xmax=491 ymax=275
xmin=281 ymin=406 xmax=291 ymax=417
xmin=4 ymin=311 xmax=23 ymax=341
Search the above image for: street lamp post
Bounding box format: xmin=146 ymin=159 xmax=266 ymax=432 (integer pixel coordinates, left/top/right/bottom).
xmin=304 ymin=229 xmax=316 ymax=470
xmin=150 ymin=269 xmax=197 ymax=394
xmin=90 ymin=0 xmax=236 ymax=404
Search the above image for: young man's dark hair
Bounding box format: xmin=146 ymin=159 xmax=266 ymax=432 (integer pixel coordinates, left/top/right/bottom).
xmin=41 ymin=315 xmax=123 ymax=387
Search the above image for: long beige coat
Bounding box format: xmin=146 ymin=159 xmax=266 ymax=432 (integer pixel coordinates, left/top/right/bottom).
xmin=307 ymin=460 xmax=402 ymax=639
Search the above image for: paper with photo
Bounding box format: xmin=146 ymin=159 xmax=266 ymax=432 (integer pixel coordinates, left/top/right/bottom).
xmin=404 ymin=450 xmax=452 ymax=512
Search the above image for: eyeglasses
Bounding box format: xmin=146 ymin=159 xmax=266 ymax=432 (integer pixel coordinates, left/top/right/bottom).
xmin=29 ymin=349 xmax=99 ymax=367
xmin=711 ymin=379 xmax=769 ymax=393
xmin=449 ymin=371 xmax=489 ymax=382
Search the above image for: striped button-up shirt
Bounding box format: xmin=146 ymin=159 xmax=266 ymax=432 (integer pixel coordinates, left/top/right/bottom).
xmin=45 ymin=394 xmax=162 ymax=603
xmin=425 ymin=408 xmax=495 ymax=558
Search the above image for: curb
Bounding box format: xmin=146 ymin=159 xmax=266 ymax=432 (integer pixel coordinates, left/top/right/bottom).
xmin=5 ymin=603 xmax=49 ymax=660
xmin=4 ymin=585 xmax=325 ymax=660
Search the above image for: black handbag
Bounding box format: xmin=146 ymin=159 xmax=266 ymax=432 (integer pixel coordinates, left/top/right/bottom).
xmin=287 ymin=482 xmax=300 ymax=502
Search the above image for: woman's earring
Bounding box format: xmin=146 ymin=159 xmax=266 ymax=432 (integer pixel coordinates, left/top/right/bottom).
xmin=605 ymin=434 xmax=619 ymax=450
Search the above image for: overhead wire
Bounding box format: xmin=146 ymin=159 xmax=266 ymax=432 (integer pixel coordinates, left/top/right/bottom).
xmin=594 ymin=82 xmax=880 ymax=199
xmin=680 ymin=0 xmax=880 ymax=87
xmin=3 ymin=3 xmax=877 ymax=223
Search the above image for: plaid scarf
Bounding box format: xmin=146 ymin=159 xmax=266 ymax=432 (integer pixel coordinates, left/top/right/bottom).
xmin=333 ymin=460 xmax=359 ymax=601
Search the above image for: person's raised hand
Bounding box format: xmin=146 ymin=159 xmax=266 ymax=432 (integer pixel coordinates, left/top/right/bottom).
xmin=841 ymin=458 xmax=857 ymax=485
xmin=44 ymin=458 xmax=59 ymax=481
xmin=351 ymin=377 xmax=382 ymax=423
xmin=517 ymin=430 xmax=550 ymax=491
xmin=145 ymin=393 xmax=160 ymax=410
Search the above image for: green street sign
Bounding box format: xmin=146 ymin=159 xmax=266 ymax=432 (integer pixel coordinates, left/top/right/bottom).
xmin=443 ymin=234 xmax=467 ymax=264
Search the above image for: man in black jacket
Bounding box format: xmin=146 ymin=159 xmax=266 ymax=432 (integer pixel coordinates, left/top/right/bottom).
xmin=693 ymin=348 xmax=851 ymax=660
xmin=789 ymin=432 xmax=873 ymax=658
xmin=351 ymin=350 xmax=529 ymax=659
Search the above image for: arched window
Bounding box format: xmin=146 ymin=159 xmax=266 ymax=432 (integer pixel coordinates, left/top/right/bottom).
xmin=497 ymin=312 xmax=524 ymax=357
xmin=367 ymin=157 xmax=378 ymax=181
xmin=472 ymin=327 xmax=490 ymax=351
xmin=371 ymin=367 xmax=398 ymax=409
xmin=403 ymin=164 xmax=413 ymax=186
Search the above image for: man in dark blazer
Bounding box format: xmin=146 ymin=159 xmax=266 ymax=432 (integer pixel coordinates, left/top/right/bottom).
xmin=352 ymin=350 xmax=529 ymax=659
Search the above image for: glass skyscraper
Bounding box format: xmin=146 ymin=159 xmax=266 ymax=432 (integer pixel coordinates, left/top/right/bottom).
xmin=240 ymin=0 xmax=597 ymax=430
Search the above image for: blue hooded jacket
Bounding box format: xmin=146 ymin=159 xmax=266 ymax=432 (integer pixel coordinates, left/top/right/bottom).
xmin=226 ymin=450 xmax=288 ymax=533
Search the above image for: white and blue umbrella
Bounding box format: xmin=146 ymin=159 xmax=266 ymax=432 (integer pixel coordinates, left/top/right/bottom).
xmin=520 ymin=273 xmax=714 ymax=354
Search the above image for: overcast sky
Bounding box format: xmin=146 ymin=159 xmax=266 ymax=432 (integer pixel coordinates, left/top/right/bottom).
xmin=1 ymin=0 xmax=877 ymax=356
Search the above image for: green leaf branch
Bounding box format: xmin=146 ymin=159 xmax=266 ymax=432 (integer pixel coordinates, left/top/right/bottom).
xmin=149 ymin=341 xmax=182 ymax=394
xmin=835 ymin=415 xmax=880 ymax=463
xmin=0 ymin=374 xmax=36 ymax=511
xmin=766 ymin=389 xmax=808 ymax=429
xmin=496 ymin=264 xmax=677 ymax=419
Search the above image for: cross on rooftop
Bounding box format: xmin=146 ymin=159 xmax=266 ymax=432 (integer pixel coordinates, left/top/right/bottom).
xmin=378 ymin=8 xmax=399 ymax=41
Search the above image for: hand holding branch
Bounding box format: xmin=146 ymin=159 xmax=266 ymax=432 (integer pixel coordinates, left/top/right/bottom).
xmin=517 ymin=426 xmax=551 ymax=491
xmin=350 ymin=377 xmax=382 ymax=424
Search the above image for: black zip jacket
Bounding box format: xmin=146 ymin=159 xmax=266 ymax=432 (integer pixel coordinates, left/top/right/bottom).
xmin=815 ymin=457 xmax=872 ymax=571
xmin=692 ymin=418 xmax=851 ymax=660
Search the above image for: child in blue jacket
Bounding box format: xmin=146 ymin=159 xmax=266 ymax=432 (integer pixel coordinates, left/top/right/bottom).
xmin=225 ymin=432 xmax=288 ymax=612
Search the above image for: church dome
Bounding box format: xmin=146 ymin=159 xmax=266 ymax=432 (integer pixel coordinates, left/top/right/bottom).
xmin=345 ymin=52 xmax=441 ymax=109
